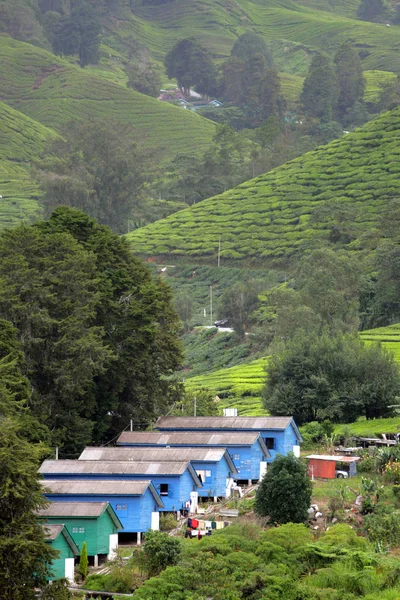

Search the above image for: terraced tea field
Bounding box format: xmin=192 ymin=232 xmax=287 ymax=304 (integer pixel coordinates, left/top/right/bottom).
xmin=129 ymin=106 xmax=400 ymax=265
xmin=0 ymin=37 xmax=216 ymax=162
xmin=360 ymin=324 xmax=400 ymax=364
xmin=0 ymin=101 xmax=57 ymax=229
xmin=110 ymin=0 xmax=400 ymax=75
xmin=186 ymin=357 xmax=269 ymax=416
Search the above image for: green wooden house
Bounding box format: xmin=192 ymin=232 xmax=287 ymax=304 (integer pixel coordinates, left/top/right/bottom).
xmin=43 ymin=524 xmax=79 ymax=582
xmin=39 ymin=502 xmax=123 ymax=567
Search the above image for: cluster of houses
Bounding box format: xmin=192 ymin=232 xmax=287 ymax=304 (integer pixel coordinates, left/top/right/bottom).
xmin=39 ymin=415 xmax=302 ymax=581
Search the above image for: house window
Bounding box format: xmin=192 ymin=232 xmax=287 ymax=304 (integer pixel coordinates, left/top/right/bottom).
xmin=265 ymin=437 xmax=275 ymax=450
xmin=72 ymin=527 xmax=84 ymax=533
xmin=79 ymin=527 xmax=85 ymax=533
xmin=116 ymin=504 xmax=128 ymax=511
xmin=160 ymin=484 xmax=169 ymax=496
xmin=232 ymin=454 xmax=240 ymax=461
xmin=72 ymin=528 xmax=78 ymax=533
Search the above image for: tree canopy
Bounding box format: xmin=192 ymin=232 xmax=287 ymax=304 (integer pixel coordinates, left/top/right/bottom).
xmin=231 ymin=32 xmax=273 ymax=66
xmin=334 ymin=43 xmax=365 ymax=119
xmin=300 ymin=53 xmax=339 ymax=121
xmin=164 ymin=38 xmax=217 ymax=96
xmin=255 ymin=454 xmax=312 ymax=524
xmin=263 ymin=333 xmax=400 ymax=425
xmin=0 ymin=208 xmax=182 ymax=455
xmin=0 ymin=419 xmax=55 ymax=600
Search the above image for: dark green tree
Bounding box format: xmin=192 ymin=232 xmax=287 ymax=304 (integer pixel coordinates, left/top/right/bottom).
xmin=79 ymin=541 xmax=88 ymax=578
xmin=36 ymin=119 xmax=150 ymax=234
xmin=0 ymin=223 xmax=111 ymax=455
xmin=218 ymin=280 xmax=260 ymax=338
xmin=174 ymin=387 xmax=218 ymax=417
xmin=41 ymin=207 xmax=183 ymax=442
xmin=164 ymin=38 xmax=217 ymax=96
xmin=334 ymin=43 xmax=365 ymax=119
xmin=255 ymin=454 xmax=312 ymax=524
xmin=231 ymin=32 xmax=273 ymax=66
xmin=0 ymin=419 xmax=56 ymax=600
xmin=300 ymin=54 xmax=339 ymax=121
xmin=264 ymin=333 xmax=400 ymax=424
xmin=52 ymin=0 xmax=101 ymax=66
xmin=0 ymin=320 xmax=30 ymax=418
xmin=357 ymin=0 xmax=384 ymax=21
xmin=143 ymin=530 xmax=181 ymax=577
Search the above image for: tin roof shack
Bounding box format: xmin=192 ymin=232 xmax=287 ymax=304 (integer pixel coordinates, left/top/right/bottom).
xmin=40 ymin=460 xmax=200 ymax=513
xmin=38 ymin=502 xmax=122 ymax=564
xmin=155 ymin=416 xmax=302 ymax=463
xmin=307 ymin=455 xmax=361 ymax=479
xmin=79 ymin=446 xmax=237 ymax=498
xmin=42 ymin=479 xmax=163 ymax=543
xmin=43 ymin=524 xmax=78 ymax=583
xmin=117 ymin=432 xmax=269 ymax=482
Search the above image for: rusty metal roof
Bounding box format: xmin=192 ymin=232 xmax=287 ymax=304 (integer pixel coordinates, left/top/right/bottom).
xmin=79 ymin=446 xmax=238 ymax=473
xmin=41 ymin=479 xmax=164 ymax=507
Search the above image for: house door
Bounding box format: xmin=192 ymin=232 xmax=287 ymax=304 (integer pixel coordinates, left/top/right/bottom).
xmin=151 ymin=512 xmax=160 ymax=530
xmin=259 ymin=461 xmax=267 ymax=480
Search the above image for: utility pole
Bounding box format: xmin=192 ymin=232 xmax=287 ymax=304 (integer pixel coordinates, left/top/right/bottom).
xmin=194 ymin=396 xmax=197 ymax=417
xmin=210 ymin=285 xmax=213 ymax=326
xmin=130 ymin=419 xmax=133 ymax=432
xmin=217 ymin=237 xmax=221 ymax=268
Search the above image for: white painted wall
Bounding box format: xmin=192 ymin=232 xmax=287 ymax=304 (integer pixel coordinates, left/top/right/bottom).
xmin=108 ymin=533 xmax=119 ymax=560
xmin=64 ymin=558 xmax=75 ymax=583
xmin=293 ymin=445 xmax=300 ymax=457
xmin=259 ymin=461 xmax=267 ymax=480
xmin=151 ymin=511 xmax=160 ymax=531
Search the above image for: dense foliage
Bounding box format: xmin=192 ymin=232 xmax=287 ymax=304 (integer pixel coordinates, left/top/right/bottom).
xmin=0 ymin=419 xmax=55 ymax=599
xmin=0 ymin=208 xmax=182 ymax=455
xmin=255 ymin=454 xmax=312 ymax=523
xmin=264 ymin=333 xmax=400 ymax=425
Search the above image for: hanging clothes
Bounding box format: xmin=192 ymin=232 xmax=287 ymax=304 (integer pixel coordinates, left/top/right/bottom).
xmin=205 ymin=521 xmax=212 ymax=529
xmin=188 ymin=518 xmax=193 ymax=528
xmin=211 ymin=521 xmax=217 ymax=530
xmin=191 ymin=518 xmax=199 ymax=529
xmin=216 ymin=521 xmax=224 ymax=529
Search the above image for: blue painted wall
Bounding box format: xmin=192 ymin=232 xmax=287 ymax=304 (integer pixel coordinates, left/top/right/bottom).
xmin=191 ymin=456 xmax=233 ymax=497
xmin=44 ymin=490 xmax=157 ymax=533
xmin=43 ymin=472 xmax=196 ymax=513
xmin=261 ymin=425 xmax=300 ymax=462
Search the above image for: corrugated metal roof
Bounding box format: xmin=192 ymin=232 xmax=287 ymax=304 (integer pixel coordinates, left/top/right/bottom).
xmin=155 ymin=416 xmax=293 ymax=430
xmin=38 ymin=501 xmax=109 ymax=518
xmin=40 ymin=459 xmax=193 ymax=476
xmin=38 ymin=501 xmax=124 ymax=530
xmin=42 ymin=524 xmax=79 ymax=554
xmin=154 ymin=416 xmax=302 ymax=443
xmin=118 ymin=431 xmax=261 ymax=446
xmin=79 ymin=446 xmax=238 ymax=472
xmin=42 ymin=523 xmax=64 ymax=541
xmin=307 ymin=455 xmax=361 ymax=463
xmin=42 ymin=479 xmax=153 ymax=496
xmin=116 ymin=432 xmax=269 ymax=460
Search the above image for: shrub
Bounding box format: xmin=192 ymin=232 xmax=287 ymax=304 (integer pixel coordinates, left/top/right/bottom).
xmin=143 ymin=530 xmax=181 ymax=577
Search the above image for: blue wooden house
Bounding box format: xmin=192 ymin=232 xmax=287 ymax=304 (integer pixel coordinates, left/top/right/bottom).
xmin=43 ymin=524 xmax=78 ymax=583
xmin=42 ymin=479 xmax=163 ymax=543
xmin=155 ymin=416 xmax=302 ymax=465
xmin=40 ymin=459 xmax=201 ymax=513
xmin=116 ymin=432 xmax=269 ymax=482
xmin=79 ymin=446 xmax=237 ymax=499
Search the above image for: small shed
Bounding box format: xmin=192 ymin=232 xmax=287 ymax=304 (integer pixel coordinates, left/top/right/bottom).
xmin=42 ymin=479 xmax=163 ymax=543
xmin=39 ymin=502 xmax=122 ymax=564
xmin=43 ymin=524 xmax=78 ymax=583
xmin=307 ymin=455 xmax=361 ymax=479
xmin=154 ymin=416 xmax=302 ymax=462
xmin=40 ymin=459 xmax=201 ymax=513
xmin=79 ymin=446 xmax=237 ymax=497
xmin=117 ymin=432 xmax=268 ymax=483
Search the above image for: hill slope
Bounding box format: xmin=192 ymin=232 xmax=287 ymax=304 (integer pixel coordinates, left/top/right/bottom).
xmin=0 ymin=36 xmax=215 ymax=161
xmin=128 ymin=107 xmax=400 ymax=265
xmin=104 ymin=0 xmax=400 ymax=74
xmin=0 ymin=101 xmax=57 ymax=228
